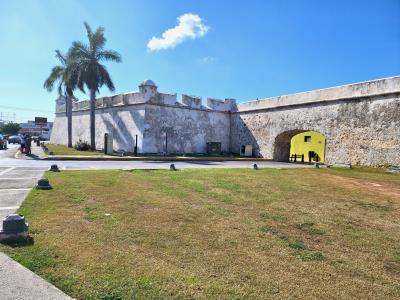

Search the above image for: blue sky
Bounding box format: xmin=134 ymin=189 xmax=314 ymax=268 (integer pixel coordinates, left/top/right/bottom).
xmin=0 ymin=0 xmax=399 ymax=122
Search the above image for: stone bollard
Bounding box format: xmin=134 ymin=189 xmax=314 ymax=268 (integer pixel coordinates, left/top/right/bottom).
xmin=36 ymin=178 xmax=52 ymax=190
xmin=386 ymin=166 xmax=400 ymax=173
xmin=0 ymin=214 xmax=29 ymax=243
xmin=170 ymin=164 xmax=177 ymax=171
xmin=49 ymin=164 xmax=60 ymax=172
xmin=253 ymin=163 xmax=259 ymax=170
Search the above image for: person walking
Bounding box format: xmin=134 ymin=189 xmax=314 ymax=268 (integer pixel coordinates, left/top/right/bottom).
xmin=25 ymin=135 xmax=32 ymax=156
xmin=20 ymin=135 xmax=26 ymax=154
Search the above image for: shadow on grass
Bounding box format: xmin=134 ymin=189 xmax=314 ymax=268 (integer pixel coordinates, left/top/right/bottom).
xmin=0 ymin=236 xmax=34 ymax=248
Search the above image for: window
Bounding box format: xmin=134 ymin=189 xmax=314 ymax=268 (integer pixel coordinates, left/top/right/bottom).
xmin=304 ymin=136 xmax=311 ymax=142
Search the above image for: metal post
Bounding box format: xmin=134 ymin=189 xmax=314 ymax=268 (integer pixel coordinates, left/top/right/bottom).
xmin=165 ymin=131 xmax=168 ymax=156
xmin=134 ymin=134 xmax=138 ymax=156
xmin=104 ymin=133 xmax=108 ymax=154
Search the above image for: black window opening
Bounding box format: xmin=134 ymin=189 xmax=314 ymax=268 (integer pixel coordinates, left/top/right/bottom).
xmin=304 ymin=136 xmax=311 ymax=142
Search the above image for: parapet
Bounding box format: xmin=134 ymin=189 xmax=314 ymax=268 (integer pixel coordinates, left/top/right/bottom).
xmin=182 ymin=94 xmax=202 ymax=109
xmin=237 ymin=76 xmax=400 ymax=112
xmin=207 ymin=98 xmax=236 ymax=112
xmin=74 ymin=100 xmax=90 ymax=111
xmin=55 ymin=79 xmax=237 ymax=113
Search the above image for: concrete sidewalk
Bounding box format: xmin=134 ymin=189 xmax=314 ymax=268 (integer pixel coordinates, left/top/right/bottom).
xmin=0 ymin=167 xmax=43 ymax=230
xmin=0 ymin=166 xmax=72 ymax=299
xmin=0 ymin=252 xmax=71 ymax=300
xmin=14 ymin=144 xmax=47 ymax=160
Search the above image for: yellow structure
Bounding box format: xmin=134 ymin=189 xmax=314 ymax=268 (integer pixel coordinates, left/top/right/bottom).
xmin=290 ymin=131 xmax=326 ymax=163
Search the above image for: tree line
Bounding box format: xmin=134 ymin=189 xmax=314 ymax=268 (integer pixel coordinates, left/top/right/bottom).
xmin=0 ymin=122 xmax=21 ymax=135
xmin=44 ymin=22 xmax=121 ymax=150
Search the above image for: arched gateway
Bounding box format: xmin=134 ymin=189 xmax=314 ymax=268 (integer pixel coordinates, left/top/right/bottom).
xmin=230 ymin=76 xmax=400 ymax=166
xmin=273 ymin=130 xmax=326 ymax=162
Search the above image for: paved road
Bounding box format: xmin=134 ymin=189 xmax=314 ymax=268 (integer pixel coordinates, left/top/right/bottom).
xmin=0 ymin=155 xmax=310 ymax=171
xmin=0 ymin=143 xmax=20 ymax=159
xmin=0 ymin=159 xmax=311 ymax=169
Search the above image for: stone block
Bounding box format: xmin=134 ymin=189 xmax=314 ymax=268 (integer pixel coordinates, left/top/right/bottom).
xmin=0 ymin=214 xmax=29 ymax=243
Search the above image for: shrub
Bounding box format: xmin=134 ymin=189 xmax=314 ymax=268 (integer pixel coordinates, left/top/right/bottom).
xmin=74 ymin=139 xmax=91 ymax=151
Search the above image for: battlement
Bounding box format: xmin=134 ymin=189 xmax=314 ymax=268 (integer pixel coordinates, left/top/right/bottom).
xmin=55 ymin=80 xmax=236 ymax=113
xmin=207 ymin=98 xmax=237 ymax=112
xmin=182 ymin=94 xmax=202 ymax=109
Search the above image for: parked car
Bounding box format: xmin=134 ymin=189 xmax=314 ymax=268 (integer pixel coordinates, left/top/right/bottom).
xmin=8 ymin=135 xmax=21 ymax=144
xmin=0 ymin=134 xmax=7 ymax=149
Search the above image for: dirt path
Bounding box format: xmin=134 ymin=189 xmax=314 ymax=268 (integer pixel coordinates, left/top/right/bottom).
xmin=323 ymin=173 xmax=400 ymax=199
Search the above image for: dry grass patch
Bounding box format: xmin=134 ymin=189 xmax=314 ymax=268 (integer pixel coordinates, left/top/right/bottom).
xmin=1 ymin=168 xmax=400 ymax=299
xmin=45 ymin=144 xmax=104 ymax=156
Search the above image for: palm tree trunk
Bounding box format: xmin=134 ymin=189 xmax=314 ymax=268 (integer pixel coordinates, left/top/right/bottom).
xmin=90 ymin=88 xmax=96 ymax=150
xmin=66 ymin=95 xmax=73 ymax=148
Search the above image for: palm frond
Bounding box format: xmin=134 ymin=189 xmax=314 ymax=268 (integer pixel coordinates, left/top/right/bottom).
xmin=66 ymin=60 xmax=86 ymax=93
xmin=84 ymin=22 xmax=93 ymax=42
xmin=68 ymin=41 xmax=91 ymax=61
xmin=97 ymin=50 xmax=122 ymax=63
xmin=57 ymin=80 xmax=64 ymax=96
xmin=43 ymin=65 xmax=65 ymax=92
xmin=55 ymin=50 xmax=66 ymax=65
xmin=90 ymin=26 xmax=106 ymax=53
xmin=97 ymin=64 xmax=115 ymax=92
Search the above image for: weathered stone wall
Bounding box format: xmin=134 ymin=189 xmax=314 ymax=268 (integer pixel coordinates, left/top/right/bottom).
xmin=142 ymin=104 xmax=230 ymax=153
xmin=231 ymin=93 xmax=400 ymax=166
xmin=51 ymin=80 xmax=235 ymax=154
xmin=51 ymin=105 xmax=146 ymax=152
xmin=51 ymin=77 xmax=400 ymax=166
xmin=51 ymin=102 xmax=230 ymax=154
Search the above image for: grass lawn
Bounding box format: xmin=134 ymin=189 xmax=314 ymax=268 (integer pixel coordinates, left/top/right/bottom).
xmin=1 ymin=168 xmax=400 ymax=299
xmin=45 ymin=144 xmax=104 ymax=156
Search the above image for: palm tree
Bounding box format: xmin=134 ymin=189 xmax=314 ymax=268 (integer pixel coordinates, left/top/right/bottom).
xmin=44 ymin=50 xmax=76 ymax=148
xmin=68 ymin=22 xmax=121 ymax=150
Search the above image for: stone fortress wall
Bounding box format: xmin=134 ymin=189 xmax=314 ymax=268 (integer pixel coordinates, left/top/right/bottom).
xmin=51 ymin=77 xmax=400 ymax=166
xmin=51 ymin=80 xmax=234 ymax=154
xmin=232 ymin=76 xmax=400 ymax=166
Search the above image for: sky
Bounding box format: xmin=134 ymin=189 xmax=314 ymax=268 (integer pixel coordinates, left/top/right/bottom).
xmin=0 ymin=0 xmax=399 ymax=123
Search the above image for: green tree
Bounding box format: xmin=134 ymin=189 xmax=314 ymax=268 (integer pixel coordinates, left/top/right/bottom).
xmin=68 ymin=22 xmax=121 ymax=150
xmin=1 ymin=122 xmax=21 ymax=135
xmin=44 ymin=50 xmax=76 ymax=148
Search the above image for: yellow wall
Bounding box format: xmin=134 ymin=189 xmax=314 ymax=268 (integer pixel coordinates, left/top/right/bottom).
xmin=290 ymin=131 xmax=326 ymax=162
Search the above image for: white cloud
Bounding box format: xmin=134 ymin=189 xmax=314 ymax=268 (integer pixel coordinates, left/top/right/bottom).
xmin=147 ymin=13 xmax=209 ymax=51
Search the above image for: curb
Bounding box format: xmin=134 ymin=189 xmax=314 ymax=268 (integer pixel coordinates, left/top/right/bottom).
xmin=43 ymin=155 xmax=272 ymax=162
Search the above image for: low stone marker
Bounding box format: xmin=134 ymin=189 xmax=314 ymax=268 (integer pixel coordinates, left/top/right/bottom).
xmin=170 ymin=164 xmax=177 ymax=171
xmin=386 ymin=166 xmax=400 ymax=173
xmin=332 ymin=163 xmax=352 ymax=169
xmin=36 ymin=178 xmax=52 ymax=190
xmin=0 ymin=214 xmax=29 ymax=243
xmin=49 ymin=164 xmax=60 ymax=172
